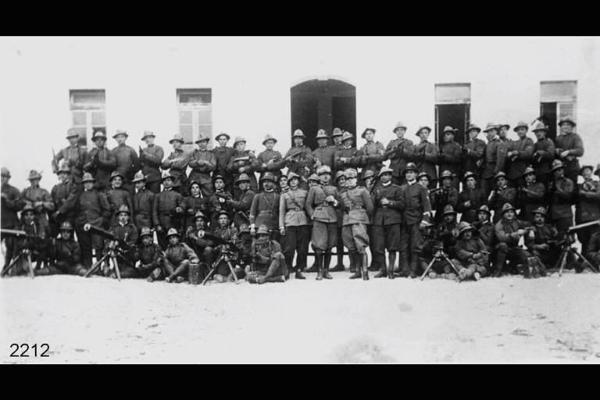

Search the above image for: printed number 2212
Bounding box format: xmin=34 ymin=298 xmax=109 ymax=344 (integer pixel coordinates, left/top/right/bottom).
xmin=9 ymin=343 xmax=50 ymax=357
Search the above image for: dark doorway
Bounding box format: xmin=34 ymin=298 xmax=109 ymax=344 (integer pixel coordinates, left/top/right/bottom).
xmin=291 ymin=79 xmax=356 ymax=150
xmin=539 ymin=102 xmax=558 ymax=141
xmin=435 ymin=103 xmax=470 ymax=146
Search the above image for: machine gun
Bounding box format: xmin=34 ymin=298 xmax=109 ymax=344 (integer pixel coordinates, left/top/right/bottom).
xmin=420 ymin=242 xmax=461 ymax=281
xmin=200 ymin=232 xmax=242 ymax=285
xmin=0 ymin=229 xmax=40 ymax=278
xmin=555 ymin=219 xmax=600 ymax=276
xmin=82 ymin=224 xmax=134 ymax=281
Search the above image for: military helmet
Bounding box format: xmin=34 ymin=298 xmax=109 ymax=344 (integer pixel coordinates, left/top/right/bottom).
xmin=522 ymin=166 xmax=536 ymax=178
xmin=440 ymin=170 xmax=454 ymax=179
xmin=1 ymin=167 xmax=10 ymax=178
xmin=316 ymin=129 xmax=329 ymax=140
xmin=195 ymin=133 xmax=210 ymax=144
xmin=558 ymin=117 xmax=576 ymax=127
xmin=363 ymin=169 xmax=376 ymax=180
xmin=551 ymin=159 xmax=565 ymax=172
xmin=378 ymin=167 xmax=393 ymax=177
xmin=166 ymin=228 xmax=180 ymax=238
xmin=132 ymin=171 xmax=146 ymax=183
xmin=415 ymin=126 xmax=432 ymax=136
xmin=580 ymin=165 xmax=594 ymax=174
xmin=59 ymin=221 xmax=74 ymax=231
xmin=499 ymin=124 xmax=510 ymax=131
xmin=494 ymin=171 xmax=507 ymax=180
xmin=417 ymin=171 xmax=430 ymax=181
xmin=332 ymin=127 xmax=343 ymax=137
xmin=66 ymin=128 xmax=79 ymax=139
xmin=113 ymin=129 xmax=128 ymax=139
xmin=501 ymin=202 xmax=516 ymax=215
xmin=141 ymin=131 xmax=155 ymax=140
xmin=344 ymin=168 xmax=358 ymax=179
xmin=404 ymin=163 xmax=418 ymax=174
xmin=393 ymin=121 xmax=408 ymax=132
xmin=81 ymin=172 xmax=95 ymax=183
xmin=532 ymin=206 xmax=547 ymax=217
xmin=110 ymin=170 xmax=124 ymax=181
xmin=27 ymin=170 xmax=42 ymax=181
xmin=161 ymin=171 xmax=174 ymax=181
xmin=531 ymin=121 xmax=548 ymax=132
xmin=140 ymin=227 xmax=153 ymax=238
xmin=335 ymin=170 xmax=346 ymax=182
xmin=169 ymin=134 xmax=185 ymax=144
xmin=292 ymin=129 xmax=305 ymax=138
xmin=262 ymin=134 xmax=277 ymax=145
xmin=443 ymin=205 xmax=457 ymax=216
xmin=316 ymin=165 xmax=332 ymax=175
xmin=116 ymin=204 xmax=130 ymax=215
xmin=513 ymin=121 xmax=529 ymax=131
xmin=92 ymin=130 xmax=107 ymax=141
xmin=443 ymin=126 xmax=458 ymax=134
xmin=308 ymin=173 xmax=320 ymax=183
xmin=463 ymin=171 xmax=477 ymax=181
xmin=260 ymin=172 xmax=275 ymax=182
xmin=478 ymin=205 xmax=491 ymax=215
xmin=361 ymin=127 xmax=376 ymax=139
xmin=236 ymin=173 xmax=251 ymax=184
xmin=194 ymin=210 xmax=207 ymax=221
xmin=217 ymin=209 xmax=230 ymax=219
xmin=233 ymin=136 xmax=247 ymax=147
xmin=215 ymin=132 xmax=230 ymax=141
xmin=341 ymin=132 xmax=353 ymax=142
xmin=21 ymin=202 xmax=35 ymax=213
xmin=483 ymin=123 xmax=499 ymax=133
xmin=257 ymin=225 xmax=269 ymax=235
xmin=287 ymin=172 xmax=300 ymax=181
xmin=466 ymin=124 xmax=481 ymax=134
xmin=457 ymin=222 xmax=474 ymax=236
xmin=212 ymin=174 xmax=225 ymax=182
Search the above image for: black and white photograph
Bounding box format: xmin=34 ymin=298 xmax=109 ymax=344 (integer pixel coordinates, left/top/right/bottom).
xmin=1 ymin=36 xmax=600 ymax=364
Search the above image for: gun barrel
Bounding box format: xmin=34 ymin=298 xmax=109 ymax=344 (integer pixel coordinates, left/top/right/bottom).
xmin=1 ymin=229 xmax=29 ymax=237
xmin=568 ymin=219 xmax=600 ymax=232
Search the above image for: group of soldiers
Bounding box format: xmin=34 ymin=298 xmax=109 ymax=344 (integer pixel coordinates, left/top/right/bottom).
xmin=2 ymin=117 xmax=600 ymax=284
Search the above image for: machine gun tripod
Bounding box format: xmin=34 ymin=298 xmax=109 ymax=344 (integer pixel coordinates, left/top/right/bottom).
xmin=201 ymin=249 xmax=240 ymax=285
xmin=420 ymin=245 xmax=461 ymax=281
xmin=83 ymin=247 xmax=123 ymax=281
xmin=1 ymin=249 xmax=35 ymax=278
xmin=81 ymin=224 xmax=132 ymax=281
xmin=556 ymin=220 xmax=600 ymax=276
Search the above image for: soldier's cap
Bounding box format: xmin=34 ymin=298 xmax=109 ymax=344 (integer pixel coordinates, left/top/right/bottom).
xmin=161 ymin=171 xmax=174 ymax=181
xmin=335 ymin=170 xmax=346 ymax=182
xmin=361 ymin=128 xmax=376 ymax=138
xmin=522 ymin=166 xmax=536 ymax=177
xmin=458 ymin=222 xmax=475 ymax=236
xmin=558 ymin=117 xmax=576 ymax=127
xmin=1 ymin=167 xmax=10 ymax=178
xmin=260 ymin=172 xmax=276 ymax=182
xmin=292 ymin=129 xmax=305 ymax=138
xmin=140 ymin=227 xmax=153 ymax=238
xmin=443 ymin=205 xmax=457 ymax=216
xmin=27 ymin=170 xmax=42 ymax=181
xmin=378 ymin=167 xmax=394 ymax=177
xmin=195 ymin=133 xmax=210 ymax=143
xmin=478 ymin=205 xmax=491 ymax=215
xmin=341 ymin=132 xmax=354 ymax=142
xmin=109 ymin=170 xmax=124 ymax=181
xmin=257 ymin=225 xmax=270 ymax=235
xmin=132 ymin=171 xmax=147 ymax=183
xmin=212 ymin=174 xmax=225 ymax=182
xmin=233 ymin=136 xmax=247 ymax=147
xmin=463 ymin=171 xmax=477 ymax=181
xmin=188 ymin=180 xmax=201 ymax=189
xmin=513 ymin=121 xmax=529 ymax=131
xmin=316 ymin=165 xmax=332 ymax=175
xmin=287 ymin=172 xmax=301 ymax=181
xmin=332 ymin=127 xmax=343 ymax=137
xmin=113 ymin=129 xmax=128 ymax=139
xmin=494 ymin=171 xmax=507 ymax=180
xmin=194 ymin=211 xmax=207 ymax=220
xmin=551 ymin=159 xmax=565 ymax=172
xmin=595 ymin=164 xmax=600 ymax=177
xmin=417 ymin=171 xmax=430 ymax=181
xmin=141 ymin=131 xmax=155 ymax=140
xmin=443 ymin=126 xmax=458 ymax=134
xmin=344 ymin=168 xmax=358 ymax=179
xmin=308 ymin=173 xmax=320 ymax=183
xmin=66 ymin=128 xmax=79 ymax=139
xmin=215 ymin=132 xmax=230 ymax=141
xmin=169 ymin=134 xmax=185 ymax=144
xmin=501 ymin=202 xmax=516 ymax=214
xmin=239 ymin=224 xmax=251 ymax=234
xmin=580 ymin=165 xmax=594 ymax=174
xmin=393 ymin=121 xmax=407 ymax=132
xmin=404 ymin=163 xmax=418 ymax=174
xmin=81 ymin=172 xmax=95 ymax=183
xmin=532 ymin=206 xmax=547 ymax=217
xmin=21 ymin=202 xmax=35 ymax=213
xmin=59 ymin=221 xmax=74 ymax=231
xmin=466 ymin=124 xmax=481 ymax=133
xmin=166 ymin=228 xmax=180 ymax=238
xmin=262 ymin=134 xmax=278 ymax=145
xmin=236 ymin=173 xmax=251 ymax=184
xmin=217 ymin=209 xmax=230 ymax=219
xmin=363 ymin=169 xmax=376 ymax=180
xmin=415 ymin=126 xmax=432 ymax=135
xmin=92 ymin=130 xmax=107 ymax=141
xmin=483 ymin=123 xmax=499 ymax=133
xmin=315 ymin=129 xmax=329 ymax=140
xmin=116 ymin=205 xmax=130 ymax=215
xmin=440 ymin=170 xmax=454 ymax=179
xmin=499 ymin=124 xmax=510 ymax=130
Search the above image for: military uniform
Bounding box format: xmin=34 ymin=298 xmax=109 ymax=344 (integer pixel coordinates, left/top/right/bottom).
xmin=481 ymin=136 xmax=507 ymax=196
xmin=161 ymin=147 xmax=190 ymax=196
xmin=548 ymin=175 xmax=575 ymax=234
xmin=48 ymin=233 xmax=85 ymax=275
xmin=54 ymin=143 xmax=88 ymax=185
xmin=185 ymin=219 xmax=215 ymax=269
xmin=455 ymin=231 xmax=489 ymax=281
xmin=438 ymin=140 xmax=462 ymax=189
xmin=414 ymin=139 xmax=439 ymax=185
xmin=246 ymin=232 xmax=287 ymax=284
xmin=371 ymin=179 xmax=403 ymax=275
xmin=518 ymin=180 xmax=546 ymax=223
xmin=212 ymin=144 xmax=235 ymax=190
xmin=456 ymin=186 xmax=486 ymax=224
xmin=505 ymin=136 xmax=534 ymax=186
xmin=208 ymin=188 xmax=234 ymax=227
xmin=256 ymin=136 xmax=285 ymax=182
xmin=12 ymin=217 xmax=49 ymax=276
xmin=586 ymin=231 xmax=600 ymax=269
xmin=105 ymin=218 xmax=139 ymax=278
xmin=312 ymin=145 xmax=336 ymax=170
xmin=532 ymin=136 xmax=556 ymax=185
xmin=285 ymin=144 xmax=314 ymax=187
xmin=134 ymin=240 xmax=164 ymax=280
xmin=226 ymin=185 xmax=255 ymax=228
xmin=153 ymin=186 xmax=185 ymax=249
xmin=555 ymin=130 xmax=584 ymax=184
xmin=399 ymin=176 xmax=432 ymax=276
xmin=334 ymin=145 xmax=360 ymax=172
xmin=576 ymin=177 xmax=600 ymax=254
xmin=139 ymin=142 xmax=165 ymax=193
xmin=494 ymin=205 xmax=531 ymax=276
xmin=463 ymin=137 xmax=486 ymax=181
xmin=431 ymin=184 xmax=459 ymax=224
xmin=357 ymin=140 xmax=385 ymax=178
xmin=488 ymin=178 xmax=518 ymax=223
xmin=279 ymin=185 xmax=310 ymax=276
xmin=111 ymin=141 xmax=141 ymax=194
xmin=133 ymin=186 xmax=155 ymax=229
xmin=183 ymin=193 xmax=210 ymax=229
xmin=385 ymin=138 xmax=415 ymax=185
xmin=84 ymin=146 xmax=117 ymax=191
xmin=227 ymin=149 xmax=259 ymax=194
xmin=1 ymin=172 xmax=22 ymax=270
xmin=249 ymin=188 xmax=280 ymax=240
xmin=525 ymin=218 xmax=560 ymax=271
xmin=188 ymin=147 xmax=217 ymax=198
xmin=21 ymin=181 xmax=54 ymax=234
xmin=105 ymin=183 xmax=133 ymax=225
xmin=162 ymin=232 xmax=199 ymax=283
xmin=50 ymin=177 xmax=79 ymax=235
xmin=436 ymin=216 xmax=459 ymax=259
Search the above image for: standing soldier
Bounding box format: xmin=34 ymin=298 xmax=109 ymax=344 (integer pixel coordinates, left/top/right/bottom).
xmin=256 ymin=134 xmax=284 ymax=182
xmin=334 ymin=132 xmax=361 ymax=174
xmin=132 ymin=171 xmax=155 ymax=229
xmin=531 ymin=121 xmax=556 ymax=186
xmin=438 ymin=126 xmax=462 ymax=190
xmin=312 ymin=129 xmax=336 ymax=170
xmin=188 ymin=133 xmax=216 ymax=198
xmin=212 ymin=132 xmax=235 ymax=191
xmin=456 ymin=171 xmax=486 ymax=223
xmin=162 ymin=134 xmax=190 ymax=196
xmin=357 ymin=128 xmax=385 ymax=180
xmin=493 ymin=203 xmax=532 ymax=277
xmin=481 ymin=124 xmax=507 ymax=196
xmin=1 ymin=167 xmax=22 ymax=272
xmin=339 ymin=168 xmax=374 ymax=280
xmin=414 ymin=126 xmax=439 ymax=187
xmin=227 ymin=137 xmax=259 ymax=195
xmin=50 ymin=162 xmax=79 ymax=236
xmin=246 ymin=225 xmax=288 ymax=284
xmin=370 ymin=167 xmax=403 ymax=279
xmin=462 ymin=124 xmax=486 ymax=183
xmin=139 ymin=130 xmax=164 ymax=194
xmin=83 ymin=130 xmax=117 ymax=192
xmin=548 ymin=159 xmax=575 ymax=236
xmin=162 ymin=228 xmax=199 ymax=283
xmin=153 ymin=172 xmax=185 ymax=249
xmin=332 ymin=127 xmax=344 ymax=150
xmin=105 ymin=171 xmax=133 ymax=225
xmin=225 ymin=173 xmax=255 ymax=228
xmin=517 ymin=166 xmax=546 ymax=223
xmin=73 ymin=173 xmax=111 ymax=269
xmin=208 ymin=175 xmax=233 ymax=227
xmin=284 ymin=130 xmax=314 ymax=188
xmin=399 ymin=163 xmax=432 ymax=277
xmin=431 ymin=170 xmax=459 ymax=224
xmin=505 ymin=121 xmax=534 ymax=188
xmin=183 ymin=181 xmax=210 ymax=229
xmin=21 ymin=170 xmax=54 ymax=234
xmin=488 ymin=171 xmax=518 ymax=223
xmin=554 ymin=117 xmax=584 ymax=184
xmin=385 ymin=122 xmax=415 ymax=186
xmin=279 ymin=172 xmax=310 ymax=279
xmin=305 ymin=165 xmax=339 ymax=280
xmin=111 ymin=129 xmax=140 ymax=195
xmin=575 ymin=165 xmax=600 ymax=254
xmin=331 ymin=170 xmax=348 ymax=272
xmin=249 ymin=172 xmax=281 ymax=242
xmin=53 ymin=128 xmax=87 ymax=186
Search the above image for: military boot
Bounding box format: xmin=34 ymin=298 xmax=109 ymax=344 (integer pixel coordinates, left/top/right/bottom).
xmin=349 ymin=253 xmax=361 ymax=279
xmin=306 ymin=259 xmax=318 ymax=273
xmin=374 ymin=257 xmax=387 ymax=278
xmin=315 ymin=253 xmax=323 ymax=281
xmin=295 ymin=266 xmax=306 ymax=280
xmin=361 ymin=253 xmax=370 ymax=280
xmin=323 ymin=252 xmax=333 ymax=279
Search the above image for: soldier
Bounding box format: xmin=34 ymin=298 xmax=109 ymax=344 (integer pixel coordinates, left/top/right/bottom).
xmin=417 ymin=171 xmax=430 ymax=190
xmin=279 ymin=172 xmax=310 ymax=279
xmin=278 ymin=175 xmax=289 ymax=194
xmin=183 ymin=181 xmax=210 ymax=230
xmin=83 ymin=130 xmax=117 ymax=191
xmin=456 ymin=171 xmax=486 ymax=223
xmin=454 ymin=222 xmax=489 ymax=281
xmin=104 ymin=205 xmax=139 ymax=278
xmin=531 ymin=121 xmax=555 ymax=186
xmin=525 ymin=207 xmax=559 ymax=273
xmin=162 ymin=133 xmax=190 ymax=196
xmin=334 ymin=131 xmax=361 ymax=173
xmin=585 ymin=230 xmax=600 ymax=270
xmin=10 ymin=203 xmax=49 ymax=276
xmin=575 ymin=165 xmax=600 ymax=254
xmin=227 ymin=137 xmax=259 ymax=195
xmin=488 ymin=171 xmax=517 ymax=223
xmin=436 ymin=205 xmax=459 ymax=259
xmin=332 ymin=170 xmax=348 ymax=272
xmin=548 ymin=159 xmax=575 ymax=236
xmin=47 ymin=221 xmax=86 ymax=276
xmin=105 ymin=171 xmax=133 ymax=225
xmin=473 ymin=205 xmax=495 ymax=252
xmin=211 ymin=210 xmax=241 ymax=282
xmin=431 ymin=170 xmax=459 ymax=224
xmin=339 ymin=168 xmax=374 ymax=280
xmin=249 ymin=172 xmax=280 ymax=242
xmin=357 ymin=128 xmax=385 ymax=179
xmin=212 ymin=132 xmax=235 ymax=191
xmin=1 ymin=167 xmax=22 ymax=272
xmin=505 ymin=121 xmax=534 ymax=187
xmin=162 ymin=228 xmax=200 ymax=283
xmin=463 ymin=124 xmax=486 ymax=183
xmin=134 ymin=227 xmax=164 ymax=282
xmin=256 ymin=134 xmax=284 ymax=182
xmin=414 ymin=126 xmax=439 ymax=187
xmin=21 ymin=170 xmax=54 ymax=234
xmin=185 ymin=211 xmax=215 ymax=278
xmin=139 ymin=130 xmax=164 ymax=194
xmin=481 ymin=123 xmax=507 ymax=197
xmin=305 ymin=165 xmax=340 ymax=280
xmin=312 ymin=129 xmax=336 ymax=170
xmin=132 ymin=171 xmax=155 ymax=229
xmin=153 ymin=172 xmax=185 ymax=250
xmin=52 ymin=128 xmax=87 ymax=186
xmin=72 ymin=173 xmax=111 ymax=268
xmin=438 ymin=126 xmax=462 ymax=189
xmin=385 ymin=122 xmax=415 ymax=185
xmin=331 ymin=128 xmax=344 ymax=149
xmin=225 ymin=173 xmax=255 ymax=228
xmin=236 ymin=224 xmax=254 ymax=271
xmin=370 ymin=167 xmax=403 ymax=279
xmin=554 ymin=117 xmax=584 ymax=185
xmin=494 ymin=203 xmax=532 ymax=277
xmin=111 ymin=129 xmax=140 ymax=195
xmin=246 ymin=224 xmax=287 ymax=284
xmin=517 ymin=166 xmax=546 ymax=223
xmin=188 ymin=133 xmax=216 ymax=198
xmin=308 ymin=174 xmax=321 ymax=188
xmin=399 ymin=163 xmax=432 ymax=277
xmin=50 ymin=162 xmax=79 ymax=237
xmin=207 ymin=175 xmax=233 ymax=226
xmin=285 ymin=129 xmax=315 ymax=188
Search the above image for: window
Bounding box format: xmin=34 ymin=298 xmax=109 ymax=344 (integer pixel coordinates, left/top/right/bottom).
xmin=70 ymin=89 xmax=106 ymax=146
xmin=177 ymin=88 xmax=212 ymax=146
xmin=539 ymin=81 xmax=577 ymax=141
xmin=434 ymin=83 xmax=471 ymax=145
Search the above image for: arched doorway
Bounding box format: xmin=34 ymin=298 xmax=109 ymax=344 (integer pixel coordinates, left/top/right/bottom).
xmin=290 ymin=79 xmax=356 ymax=149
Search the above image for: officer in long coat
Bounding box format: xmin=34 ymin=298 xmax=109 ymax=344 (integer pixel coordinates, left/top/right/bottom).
xmin=481 ymin=123 xmax=507 ymax=196
xmin=212 ymin=132 xmax=235 ymax=191
xmin=462 ymin=124 xmax=486 ymax=182
xmin=153 ymin=172 xmax=185 ymax=249
xmin=438 ymin=126 xmax=462 ymax=190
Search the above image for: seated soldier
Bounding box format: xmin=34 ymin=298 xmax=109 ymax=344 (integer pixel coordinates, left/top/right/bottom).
xmin=431 ymin=170 xmax=458 ymax=224
xmin=163 ymin=228 xmax=200 ymax=283
xmin=185 ymin=210 xmax=215 ymax=279
xmin=436 ymin=205 xmax=459 ymax=259
xmin=103 ymin=205 xmax=138 ymax=278
xmin=46 ymin=221 xmax=87 ymax=276
xmin=211 ymin=210 xmax=242 ymax=282
xmin=237 ymin=224 xmax=253 ymax=270
xmin=494 ymin=203 xmax=533 ymax=277
xmin=417 ymin=216 xmax=457 ymax=280
xmin=454 ymin=222 xmax=489 ymax=281
xmin=525 ymin=206 xmax=558 ymax=274
xmin=10 ymin=202 xmax=50 ymax=276
xmin=473 ymin=205 xmax=495 ymax=253
xmin=246 ymin=224 xmax=287 ymax=284
xmin=134 ymin=227 xmax=164 ymax=282
xmin=586 ymin=230 xmax=600 ymax=269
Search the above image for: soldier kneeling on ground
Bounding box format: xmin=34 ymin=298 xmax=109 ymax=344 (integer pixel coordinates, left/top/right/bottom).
xmin=185 ymin=211 xmax=215 ymax=282
xmin=454 ymin=222 xmax=489 ymax=281
xmin=524 ymin=206 xmax=558 ymax=274
xmin=494 ymin=203 xmax=536 ymax=277
xmin=246 ymin=224 xmax=287 ymax=284
xmin=45 ymin=221 xmax=87 ymax=276
xmin=163 ymin=228 xmax=200 ymax=283
xmin=103 ymin=205 xmax=138 ymax=279
xmin=134 ymin=227 xmax=164 ymax=282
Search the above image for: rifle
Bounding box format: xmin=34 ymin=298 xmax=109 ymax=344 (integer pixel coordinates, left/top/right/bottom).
xmin=1 ymin=229 xmax=39 ymax=240
xmin=51 ymin=148 xmax=59 ymax=174
xmin=282 ymin=151 xmax=304 ymax=164
xmin=429 ymin=187 xmax=443 ymax=195
xmin=568 ymin=219 xmax=600 ymax=234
